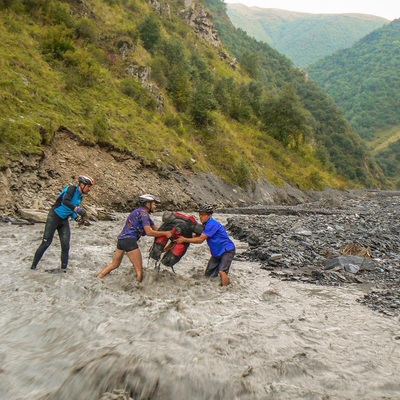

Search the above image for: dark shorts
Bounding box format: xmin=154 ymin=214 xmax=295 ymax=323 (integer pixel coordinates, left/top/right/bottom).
xmin=117 ymin=238 xmax=139 ymax=252
xmin=205 ymin=248 xmax=235 ymax=278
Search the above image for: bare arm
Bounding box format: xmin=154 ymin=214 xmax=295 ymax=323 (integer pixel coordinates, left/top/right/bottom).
xmin=144 ymin=225 xmax=172 ymax=238
xmin=175 ymin=233 xmax=208 ymax=244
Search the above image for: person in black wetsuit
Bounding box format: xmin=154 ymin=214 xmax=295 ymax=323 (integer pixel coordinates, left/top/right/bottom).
xmin=30 ymin=175 xmax=94 ymax=272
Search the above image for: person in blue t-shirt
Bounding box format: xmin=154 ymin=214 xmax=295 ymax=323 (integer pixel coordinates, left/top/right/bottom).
xmin=97 ymin=194 xmax=172 ymax=283
xmin=31 ymin=175 xmax=94 ymax=272
xmin=175 ymin=204 xmax=235 ymax=286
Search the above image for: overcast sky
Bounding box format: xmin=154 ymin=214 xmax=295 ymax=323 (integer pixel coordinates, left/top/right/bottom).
xmin=224 ymin=0 xmax=399 ymax=21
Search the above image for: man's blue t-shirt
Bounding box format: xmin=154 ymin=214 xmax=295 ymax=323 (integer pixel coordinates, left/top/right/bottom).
xmin=118 ymin=207 xmax=154 ymax=240
xmin=202 ymin=217 xmax=235 ymax=257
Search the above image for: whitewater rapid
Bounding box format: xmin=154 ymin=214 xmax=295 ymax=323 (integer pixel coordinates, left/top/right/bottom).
xmin=1 ymin=213 xmax=399 ymax=399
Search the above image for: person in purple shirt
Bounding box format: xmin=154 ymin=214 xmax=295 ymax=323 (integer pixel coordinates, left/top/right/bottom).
xmin=97 ymin=194 xmax=172 ymax=283
xmin=175 ymin=204 xmax=235 ymax=286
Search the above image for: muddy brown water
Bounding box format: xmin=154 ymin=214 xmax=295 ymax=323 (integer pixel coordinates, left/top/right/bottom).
xmin=1 ymin=213 xmax=400 ymax=400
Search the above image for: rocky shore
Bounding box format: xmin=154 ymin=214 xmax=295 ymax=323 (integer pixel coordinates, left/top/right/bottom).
xmin=222 ymin=191 xmax=400 ymax=318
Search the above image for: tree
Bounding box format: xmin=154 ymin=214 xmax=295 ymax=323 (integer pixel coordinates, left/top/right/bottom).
xmin=190 ymin=80 xmax=217 ymax=127
xmin=167 ymin=66 xmax=192 ymax=112
xmin=162 ymin=39 xmax=186 ymax=67
xmin=262 ymin=85 xmax=312 ymax=148
xmin=138 ymin=15 xmax=161 ymax=53
xmin=239 ymin=51 xmax=259 ymax=79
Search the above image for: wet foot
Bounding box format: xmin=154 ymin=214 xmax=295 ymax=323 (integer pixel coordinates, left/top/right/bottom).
xmin=45 ymin=268 xmax=66 ymax=274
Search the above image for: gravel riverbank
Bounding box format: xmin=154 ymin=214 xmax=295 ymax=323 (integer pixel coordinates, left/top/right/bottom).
xmin=223 ymin=191 xmax=400 ymax=318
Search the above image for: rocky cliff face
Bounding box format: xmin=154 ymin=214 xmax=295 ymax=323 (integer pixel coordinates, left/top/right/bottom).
xmin=180 ymin=0 xmax=237 ymax=69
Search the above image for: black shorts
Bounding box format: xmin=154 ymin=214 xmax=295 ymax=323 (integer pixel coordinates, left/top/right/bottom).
xmin=117 ymin=238 xmax=139 ymax=252
xmin=205 ymin=249 xmax=235 ymax=277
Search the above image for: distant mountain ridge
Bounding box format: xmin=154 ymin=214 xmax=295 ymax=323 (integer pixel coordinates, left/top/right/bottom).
xmin=226 ymin=3 xmax=388 ymax=67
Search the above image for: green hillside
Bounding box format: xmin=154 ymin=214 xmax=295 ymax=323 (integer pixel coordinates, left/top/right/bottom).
xmin=308 ymin=19 xmax=400 ymax=184
xmin=0 ymin=0 xmax=388 ymax=190
xmin=226 ymin=4 xmax=388 ymax=68
xmin=368 ymin=126 xmax=400 ymax=184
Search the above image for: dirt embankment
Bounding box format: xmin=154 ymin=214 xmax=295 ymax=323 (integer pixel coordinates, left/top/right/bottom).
xmin=0 ymin=128 xmax=363 ymax=218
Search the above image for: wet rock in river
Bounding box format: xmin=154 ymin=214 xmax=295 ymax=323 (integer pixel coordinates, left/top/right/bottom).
xmin=324 ymin=255 xmax=376 ymax=273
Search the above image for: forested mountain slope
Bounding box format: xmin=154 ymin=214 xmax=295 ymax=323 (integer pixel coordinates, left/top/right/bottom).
xmin=206 ymin=0 xmax=386 ymax=186
xmin=0 ymin=0 xmax=388 ymax=191
xmin=308 ymin=19 xmax=400 ymax=184
xmin=226 ymin=3 xmax=388 ymax=68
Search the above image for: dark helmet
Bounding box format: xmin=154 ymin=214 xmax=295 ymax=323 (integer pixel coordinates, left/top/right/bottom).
xmin=198 ymin=204 xmax=213 ymax=214
xmin=78 ymin=175 xmax=95 ymax=185
xmin=139 ymin=194 xmax=160 ymax=205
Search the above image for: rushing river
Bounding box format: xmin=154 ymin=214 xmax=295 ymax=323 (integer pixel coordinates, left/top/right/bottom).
xmin=1 ymin=212 xmax=399 ymax=400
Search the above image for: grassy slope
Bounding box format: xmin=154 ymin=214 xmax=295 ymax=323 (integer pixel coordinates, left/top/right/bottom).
xmin=369 ymin=127 xmax=400 ymax=154
xmin=0 ymin=7 xmax=200 ymax=167
xmin=0 ymin=0 xmax=359 ymax=190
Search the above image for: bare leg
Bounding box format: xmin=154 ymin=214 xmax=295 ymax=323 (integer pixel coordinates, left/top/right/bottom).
xmin=219 ymin=270 xmax=230 ymax=286
xmin=126 ymin=248 xmax=143 ymax=282
xmin=97 ymin=249 xmax=124 ymax=278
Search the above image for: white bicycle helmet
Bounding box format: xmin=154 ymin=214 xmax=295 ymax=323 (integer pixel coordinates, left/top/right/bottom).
xmin=139 ymin=194 xmax=160 ymax=205
xmin=78 ymin=175 xmax=95 ymax=185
